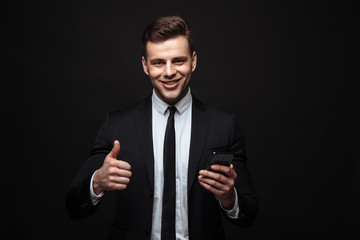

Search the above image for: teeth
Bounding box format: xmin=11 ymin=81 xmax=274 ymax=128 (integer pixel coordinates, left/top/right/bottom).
xmin=164 ymin=80 xmax=177 ymax=85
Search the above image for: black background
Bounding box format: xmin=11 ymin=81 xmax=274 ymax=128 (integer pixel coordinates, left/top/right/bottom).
xmin=3 ymin=1 xmax=357 ymax=239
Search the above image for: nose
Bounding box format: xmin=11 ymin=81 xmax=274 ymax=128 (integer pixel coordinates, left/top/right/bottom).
xmin=164 ymin=62 xmax=176 ymax=78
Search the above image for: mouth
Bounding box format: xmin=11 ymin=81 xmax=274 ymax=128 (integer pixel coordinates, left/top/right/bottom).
xmin=160 ymin=79 xmax=181 ymax=88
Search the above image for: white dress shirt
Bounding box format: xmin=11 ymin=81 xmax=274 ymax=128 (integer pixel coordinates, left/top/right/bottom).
xmin=151 ymin=89 xmax=192 ymax=240
xmin=90 ymin=89 xmax=239 ymax=240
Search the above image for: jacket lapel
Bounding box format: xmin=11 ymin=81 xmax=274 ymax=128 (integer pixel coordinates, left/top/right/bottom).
xmin=188 ymin=97 xmax=210 ymax=193
xmin=133 ymin=96 xmax=155 ymax=191
xmin=132 ymin=95 xmax=210 ymax=193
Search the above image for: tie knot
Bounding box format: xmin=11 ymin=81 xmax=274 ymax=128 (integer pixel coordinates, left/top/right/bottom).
xmin=168 ymin=106 xmax=177 ymax=116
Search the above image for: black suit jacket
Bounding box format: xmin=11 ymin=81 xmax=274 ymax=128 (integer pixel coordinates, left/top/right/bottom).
xmin=66 ymin=96 xmax=257 ymax=240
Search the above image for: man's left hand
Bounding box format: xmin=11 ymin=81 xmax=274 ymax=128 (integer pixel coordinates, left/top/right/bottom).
xmin=198 ymin=164 xmax=237 ymax=210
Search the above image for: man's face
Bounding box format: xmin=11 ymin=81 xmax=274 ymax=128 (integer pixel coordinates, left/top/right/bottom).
xmin=142 ymin=35 xmax=197 ymax=105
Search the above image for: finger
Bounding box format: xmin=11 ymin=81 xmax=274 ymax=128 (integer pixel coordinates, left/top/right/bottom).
xmin=199 ymin=169 xmax=228 ymax=184
xmin=109 ymin=168 xmax=132 ymax=178
xmin=210 ymin=164 xmax=235 ymax=178
xmin=109 ymin=176 xmax=131 ymax=184
xmin=198 ymin=175 xmax=229 ymax=191
xmin=109 ymin=140 xmax=120 ymax=159
xmin=110 ymin=159 xmax=131 ymax=171
xmin=107 ymin=182 xmax=128 ymax=191
xmin=198 ymin=178 xmax=224 ymax=196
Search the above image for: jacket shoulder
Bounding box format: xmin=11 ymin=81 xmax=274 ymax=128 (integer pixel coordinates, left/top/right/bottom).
xmin=107 ymin=95 xmax=151 ymax=120
xmin=193 ymin=97 xmax=235 ymax=120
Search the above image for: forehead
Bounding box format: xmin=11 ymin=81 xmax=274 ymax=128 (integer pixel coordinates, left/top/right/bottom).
xmin=146 ymin=35 xmax=191 ymax=60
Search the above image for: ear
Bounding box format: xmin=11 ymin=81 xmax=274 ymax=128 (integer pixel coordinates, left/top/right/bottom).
xmin=142 ymin=56 xmax=149 ymax=75
xmin=191 ymin=51 xmax=197 ymax=72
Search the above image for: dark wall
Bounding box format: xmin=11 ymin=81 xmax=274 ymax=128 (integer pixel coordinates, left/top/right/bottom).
xmin=4 ymin=1 xmax=357 ymax=239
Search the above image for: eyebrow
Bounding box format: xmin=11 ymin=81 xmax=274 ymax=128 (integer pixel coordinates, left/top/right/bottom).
xmin=149 ymin=56 xmax=188 ymax=63
xmin=149 ymin=58 xmax=164 ymax=64
xmin=173 ymin=56 xmax=188 ymax=61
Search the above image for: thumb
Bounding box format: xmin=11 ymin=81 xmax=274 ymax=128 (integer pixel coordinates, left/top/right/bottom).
xmin=109 ymin=140 xmax=120 ymax=159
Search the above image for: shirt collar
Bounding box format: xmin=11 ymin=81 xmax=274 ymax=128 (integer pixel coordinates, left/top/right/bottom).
xmin=152 ymin=88 xmax=192 ymax=115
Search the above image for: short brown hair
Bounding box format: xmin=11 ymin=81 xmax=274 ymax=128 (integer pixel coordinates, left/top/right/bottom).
xmin=142 ymin=16 xmax=193 ymax=58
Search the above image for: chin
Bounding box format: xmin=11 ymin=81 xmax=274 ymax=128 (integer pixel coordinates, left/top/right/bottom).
xmin=165 ymin=97 xmax=180 ymax=105
xmin=162 ymin=93 xmax=181 ymax=104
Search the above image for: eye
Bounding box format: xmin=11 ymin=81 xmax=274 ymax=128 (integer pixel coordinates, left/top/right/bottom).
xmin=150 ymin=59 xmax=165 ymax=66
xmin=173 ymin=59 xmax=185 ymax=65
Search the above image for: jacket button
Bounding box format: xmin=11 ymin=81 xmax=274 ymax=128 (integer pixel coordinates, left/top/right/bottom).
xmin=149 ymin=191 xmax=153 ymax=197
xmin=144 ymin=230 xmax=150 ymax=236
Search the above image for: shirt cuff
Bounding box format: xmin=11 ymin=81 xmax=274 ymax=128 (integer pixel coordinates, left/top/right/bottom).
xmin=219 ymin=187 xmax=239 ymax=219
xmin=90 ymin=170 xmax=105 ymax=205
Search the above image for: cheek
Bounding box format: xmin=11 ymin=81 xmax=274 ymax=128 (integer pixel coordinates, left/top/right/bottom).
xmin=179 ymin=66 xmax=192 ymax=78
xmin=148 ymin=68 xmax=163 ymax=80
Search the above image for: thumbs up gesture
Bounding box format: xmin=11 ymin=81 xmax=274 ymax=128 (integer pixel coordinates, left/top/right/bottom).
xmin=93 ymin=140 xmax=132 ymax=195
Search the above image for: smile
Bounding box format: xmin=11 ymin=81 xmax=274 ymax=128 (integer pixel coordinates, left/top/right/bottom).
xmin=160 ymin=79 xmax=181 ymax=88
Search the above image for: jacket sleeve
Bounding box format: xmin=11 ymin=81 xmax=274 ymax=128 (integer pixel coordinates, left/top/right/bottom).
xmin=65 ymin=113 xmax=112 ymax=219
xmin=223 ymin=115 xmax=258 ymax=227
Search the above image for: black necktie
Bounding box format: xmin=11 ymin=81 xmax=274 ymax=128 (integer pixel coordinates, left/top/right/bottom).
xmin=161 ymin=106 xmax=176 ymax=239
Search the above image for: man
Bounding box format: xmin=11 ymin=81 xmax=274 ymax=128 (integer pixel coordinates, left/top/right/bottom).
xmin=66 ymin=16 xmax=257 ymax=240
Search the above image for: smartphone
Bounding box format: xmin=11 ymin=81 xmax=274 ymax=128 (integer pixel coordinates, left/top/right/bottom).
xmin=206 ymin=152 xmax=234 ymax=171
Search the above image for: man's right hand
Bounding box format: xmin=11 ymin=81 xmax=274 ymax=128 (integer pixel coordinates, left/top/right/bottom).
xmin=93 ymin=140 xmax=132 ymax=195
